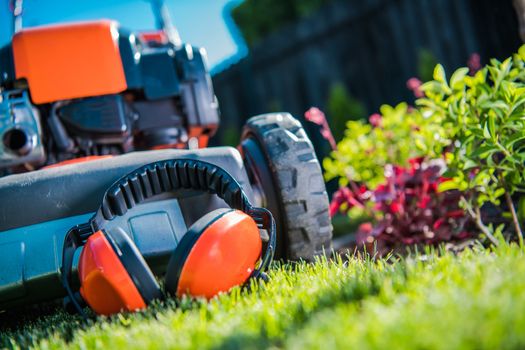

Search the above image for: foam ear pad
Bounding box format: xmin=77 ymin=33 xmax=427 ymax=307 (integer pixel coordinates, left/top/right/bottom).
xmin=164 ymin=208 xmax=262 ymax=298
xmin=104 ymin=228 xmax=163 ymax=303
xmin=78 ymin=229 xmax=161 ymax=315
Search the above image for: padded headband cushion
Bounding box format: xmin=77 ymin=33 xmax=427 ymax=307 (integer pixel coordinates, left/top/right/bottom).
xmin=104 ymin=228 xmax=163 ymax=303
xmin=165 ymin=208 xmax=262 ymax=298
xmin=94 ymin=160 xmax=250 ymax=227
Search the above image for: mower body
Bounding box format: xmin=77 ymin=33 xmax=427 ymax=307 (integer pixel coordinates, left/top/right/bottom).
xmin=0 ymin=19 xmax=333 ymax=311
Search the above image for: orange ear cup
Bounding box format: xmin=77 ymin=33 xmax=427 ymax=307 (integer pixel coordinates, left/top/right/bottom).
xmin=165 ymin=209 xmax=262 ymax=298
xmin=78 ymin=231 xmax=147 ymax=315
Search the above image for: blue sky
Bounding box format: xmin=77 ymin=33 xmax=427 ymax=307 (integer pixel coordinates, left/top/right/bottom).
xmin=0 ymin=0 xmax=242 ymax=69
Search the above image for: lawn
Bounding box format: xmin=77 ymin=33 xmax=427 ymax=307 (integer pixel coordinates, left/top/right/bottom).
xmin=2 ymin=243 xmax=525 ymax=349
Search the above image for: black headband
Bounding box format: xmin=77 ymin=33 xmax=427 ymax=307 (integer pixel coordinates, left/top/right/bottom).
xmin=92 ymin=159 xmax=251 ymax=229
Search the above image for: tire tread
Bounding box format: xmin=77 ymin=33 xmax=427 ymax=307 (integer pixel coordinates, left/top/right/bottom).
xmin=243 ymin=113 xmax=333 ymax=260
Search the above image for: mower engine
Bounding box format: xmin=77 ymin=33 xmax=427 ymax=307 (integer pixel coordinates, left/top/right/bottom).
xmin=0 ymin=20 xmax=219 ymax=174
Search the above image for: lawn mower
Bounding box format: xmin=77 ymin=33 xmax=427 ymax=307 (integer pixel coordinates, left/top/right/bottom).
xmin=0 ymin=9 xmax=332 ymax=312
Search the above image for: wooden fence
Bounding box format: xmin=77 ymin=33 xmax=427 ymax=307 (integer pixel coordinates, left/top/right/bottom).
xmin=211 ymin=0 xmax=521 ymax=152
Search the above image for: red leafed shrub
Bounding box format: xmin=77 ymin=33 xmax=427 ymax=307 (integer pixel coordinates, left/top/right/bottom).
xmin=331 ymin=157 xmax=476 ymax=253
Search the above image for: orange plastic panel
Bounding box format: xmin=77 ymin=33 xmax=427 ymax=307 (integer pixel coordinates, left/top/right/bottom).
xmin=188 ymin=126 xmax=211 ymax=148
xmin=12 ymin=20 xmax=127 ymax=104
xmin=43 ymin=155 xmax=113 ymax=169
xmin=78 ymin=231 xmax=146 ymax=315
xmin=177 ymin=210 xmax=262 ymax=298
xmin=138 ymin=31 xmax=168 ymax=44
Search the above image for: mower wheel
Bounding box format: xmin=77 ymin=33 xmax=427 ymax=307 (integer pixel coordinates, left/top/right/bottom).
xmin=240 ymin=113 xmax=332 ymax=260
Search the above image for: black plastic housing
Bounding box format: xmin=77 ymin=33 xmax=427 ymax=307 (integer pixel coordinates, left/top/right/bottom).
xmin=59 ymin=94 xmax=134 ymax=141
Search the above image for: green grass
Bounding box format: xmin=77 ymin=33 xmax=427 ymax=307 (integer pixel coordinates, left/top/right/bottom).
xmin=2 ymin=243 xmax=525 ymax=349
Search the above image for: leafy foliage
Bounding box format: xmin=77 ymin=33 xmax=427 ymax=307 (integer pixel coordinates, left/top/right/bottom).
xmin=323 ymin=103 xmax=448 ymax=190
xmin=326 ymin=83 xmax=367 ymax=141
xmin=3 ymin=245 xmax=525 ymax=349
xmin=221 ymin=126 xmax=241 ymax=147
xmin=421 ymin=53 xmax=525 ymax=206
xmin=417 ymin=48 xmax=439 ymax=82
xmin=330 ymin=158 xmax=475 ymax=252
xmin=419 ymin=48 xmax=525 ymax=242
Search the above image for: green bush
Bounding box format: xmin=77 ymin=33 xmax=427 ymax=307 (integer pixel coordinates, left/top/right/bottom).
xmin=326 ymin=83 xmax=367 ymax=141
xmin=220 ymin=126 xmax=240 ymax=147
xmin=417 ymin=48 xmax=438 ymax=82
xmin=325 ymin=46 xmax=525 ymax=244
xmin=421 ymin=48 xmax=525 ymax=244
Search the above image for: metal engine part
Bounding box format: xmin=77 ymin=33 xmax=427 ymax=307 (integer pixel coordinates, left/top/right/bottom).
xmin=0 ymin=89 xmax=45 ymax=171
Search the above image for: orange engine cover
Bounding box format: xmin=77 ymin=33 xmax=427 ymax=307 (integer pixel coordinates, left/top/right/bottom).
xmin=12 ymin=20 xmax=127 ymax=104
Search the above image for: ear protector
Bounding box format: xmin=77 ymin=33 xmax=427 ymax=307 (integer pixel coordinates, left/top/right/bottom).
xmin=61 ymin=159 xmax=275 ymax=316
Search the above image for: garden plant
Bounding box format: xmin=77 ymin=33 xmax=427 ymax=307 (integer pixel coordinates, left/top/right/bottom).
xmin=320 ymin=45 xmax=525 ymax=251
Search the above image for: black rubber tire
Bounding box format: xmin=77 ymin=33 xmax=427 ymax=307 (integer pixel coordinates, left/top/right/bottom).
xmin=241 ymin=113 xmax=333 ymax=260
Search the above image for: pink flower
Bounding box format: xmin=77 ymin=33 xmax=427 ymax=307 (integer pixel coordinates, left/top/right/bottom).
xmin=356 ymin=222 xmax=374 ymax=245
xmin=329 ymin=185 xmax=369 ymax=217
xmin=433 ymin=218 xmax=445 ymax=230
xmin=359 ymin=222 xmax=373 ymax=233
xmin=358 ymin=185 xmax=368 ymax=195
xmin=389 ymin=201 xmax=403 ymax=214
xmin=417 ymin=195 xmax=431 ymax=209
xmin=304 ymin=107 xmax=325 ymax=124
xmin=329 ymin=188 xmax=345 ymax=217
xmin=329 ymin=199 xmax=342 ymax=217
xmin=304 ymin=107 xmax=337 ymax=150
xmin=369 ymin=113 xmax=382 ymax=127
xmin=468 ymin=53 xmax=481 ymax=75
xmin=408 ymin=157 xmax=424 ymax=168
xmin=406 ymin=77 xmax=424 ymax=98
xmin=393 ymin=165 xmax=404 ymax=177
